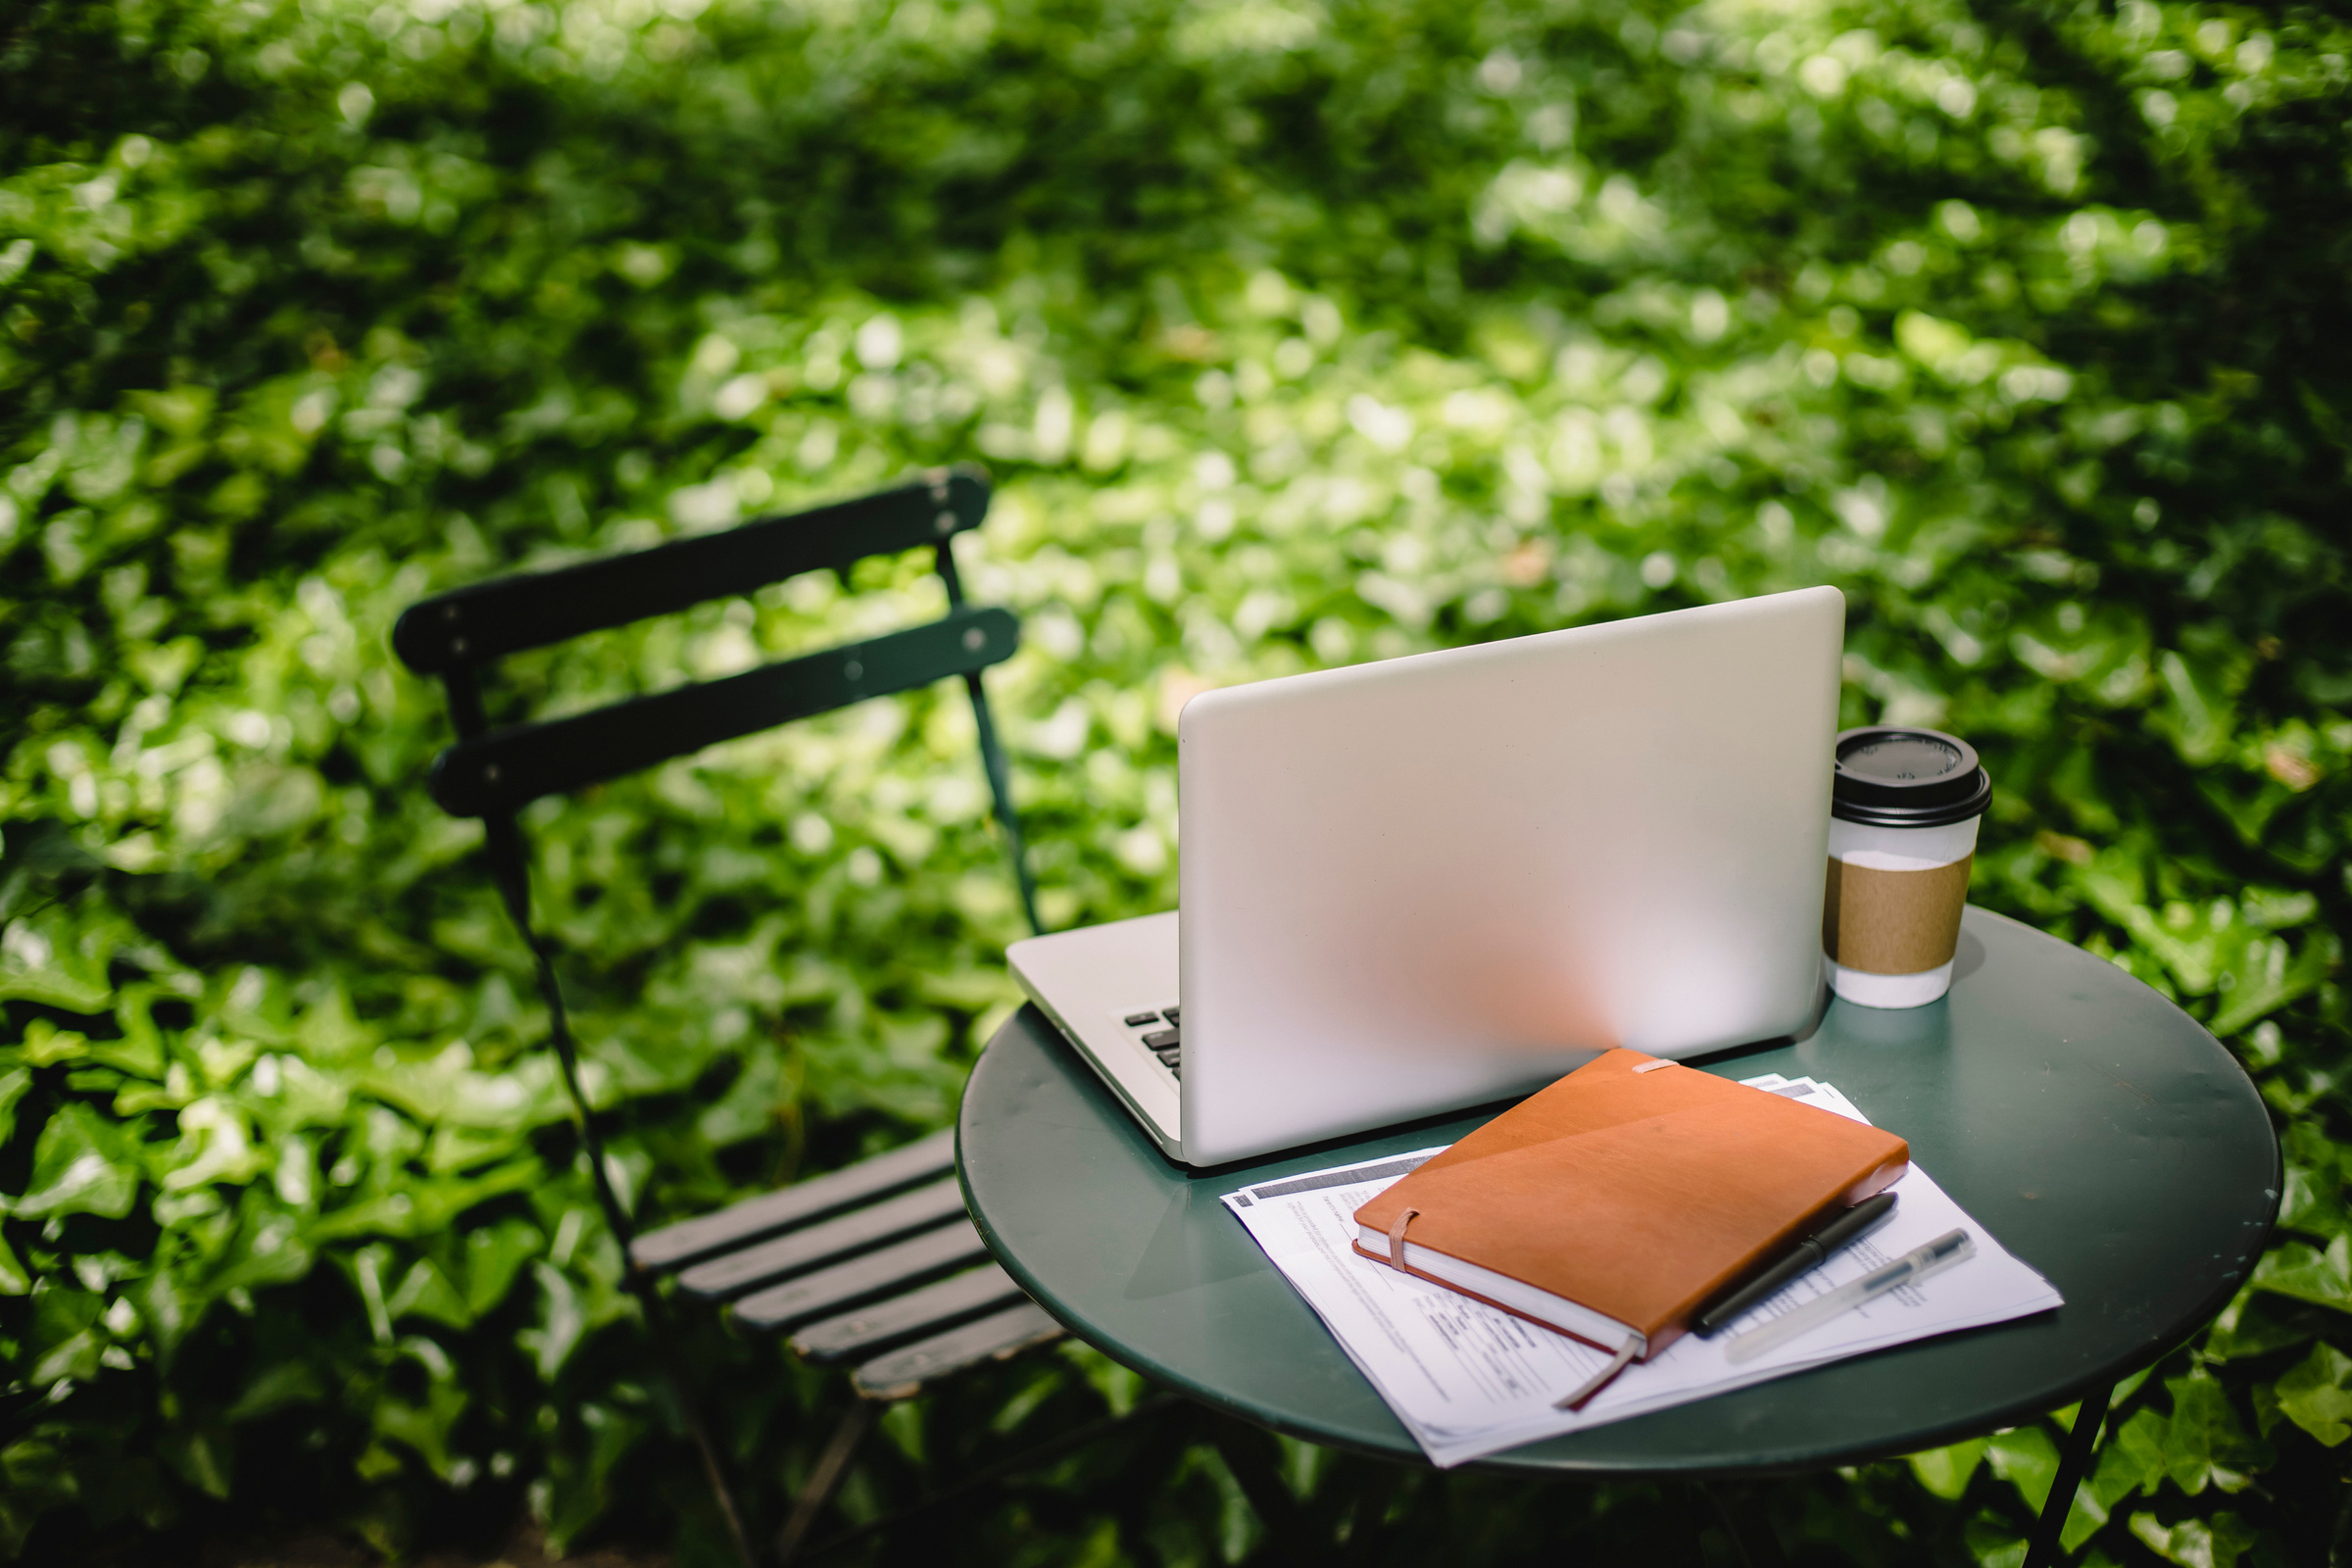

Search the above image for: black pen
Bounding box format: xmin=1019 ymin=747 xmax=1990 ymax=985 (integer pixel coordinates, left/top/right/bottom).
xmin=1692 ymin=1192 xmax=1900 ymax=1338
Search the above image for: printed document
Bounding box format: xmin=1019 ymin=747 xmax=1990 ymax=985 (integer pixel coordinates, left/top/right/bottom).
xmin=1221 ymin=1075 xmax=2063 ymax=1466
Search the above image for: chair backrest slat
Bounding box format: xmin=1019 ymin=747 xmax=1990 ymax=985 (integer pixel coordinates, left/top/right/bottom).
xmin=428 ymin=606 xmax=1019 ymax=816
xmin=393 ymin=467 xmax=987 ymax=675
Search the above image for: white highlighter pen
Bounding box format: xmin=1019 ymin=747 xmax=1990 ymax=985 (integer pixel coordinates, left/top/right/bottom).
xmin=1724 ymin=1229 xmax=1975 ymax=1364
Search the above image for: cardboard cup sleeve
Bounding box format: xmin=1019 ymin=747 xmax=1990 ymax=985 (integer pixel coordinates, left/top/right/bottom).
xmin=1821 ymin=815 xmax=1980 ymax=1007
xmin=1822 ymin=853 xmax=1973 ymax=976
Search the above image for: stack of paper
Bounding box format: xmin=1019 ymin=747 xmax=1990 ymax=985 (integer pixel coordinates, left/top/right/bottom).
xmin=1222 ymin=1075 xmax=2062 ymax=1467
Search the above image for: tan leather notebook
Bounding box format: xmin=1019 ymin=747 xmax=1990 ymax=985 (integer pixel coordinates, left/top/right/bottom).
xmin=1352 ymin=1049 xmax=1908 ymax=1402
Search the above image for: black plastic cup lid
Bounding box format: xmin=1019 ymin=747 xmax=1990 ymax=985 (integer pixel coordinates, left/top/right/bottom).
xmin=1832 ymin=726 xmax=1991 ymax=828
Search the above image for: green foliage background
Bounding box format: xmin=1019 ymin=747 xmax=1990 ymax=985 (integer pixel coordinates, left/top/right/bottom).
xmin=1 ymin=0 xmax=2347 ymax=1562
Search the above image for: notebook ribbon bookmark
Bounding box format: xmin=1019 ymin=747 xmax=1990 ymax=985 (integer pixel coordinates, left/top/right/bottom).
xmin=1555 ymin=1332 xmax=1642 ymax=1410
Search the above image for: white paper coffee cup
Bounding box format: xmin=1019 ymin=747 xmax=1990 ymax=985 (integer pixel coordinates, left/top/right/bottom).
xmin=1822 ymin=728 xmax=1991 ymax=1009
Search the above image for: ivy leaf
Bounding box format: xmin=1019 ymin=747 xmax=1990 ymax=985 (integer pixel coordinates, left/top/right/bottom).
xmin=2273 ymin=1342 xmax=2352 ymax=1446
xmin=157 ymin=1426 xmax=233 ymax=1502
xmin=290 ymin=983 xmax=376 ymax=1065
xmin=28 ymin=1286 xmax=106 ymax=1385
xmin=0 ymin=1436 xmax=78 ymax=1557
xmin=2070 ymin=1417 xmax=2168 ymax=1552
xmin=371 ymin=1340 xmax=470 ymax=1479
xmin=2156 ymin=1375 xmax=2271 ymax=1495
xmin=0 ymin=910 xmax=113 ymax=1014
xmin=1985 ymin=1424 xmax=2060 ymax=1510
xmin=384 ymin=1256 xmax=470 ymax=1330
xmin=203 ymin=1200 xmax=314 ymax=1298
xmin=2128 ymin=1510 xmax=2259 ymax=1568
xmin=373 ymin=1385 xmax=470 ymax=1481
xmin=2073 ymin=846 xmax=2247 ymax=997
xmin=155 ymin=1097 xmax=270 ymax=1193
xmin=336 ymin=1243 xmax=396 ymax=1345
xmin=462 ymin=1215 xmax=544 ymax=1318
xmin=125 ymin=1267 xmax=194 ymax=1373
xmin=517 ymin=1260 xmax=586 ymax=1381
xmin=2087 ymin=1381 xmax=2273 ymax=1515
xmin=540 ymin=1401 xmax=649 ymax=1557
xmin=2252 ymin=1237 xmax=2352 ymax=1312
xmin=0 ymin=1065 xmax=31 ymax=1150
xmin=1061 ymin=1341 xmax=1146 ymax=1420
xmin=260 ymin=1055 xmax=351 ymax=1133
xmin=224 ymin=1355 xmax=327 ymax=1424
xmin=2208 ymin=930 xmax=2338 ymax=1038
xmin=14 ymin=1101 xmax=141 ymax=1220
xmin=21 ymin=1019 xmax=97 ymax=1066
xmin=2243 ymin=888 xmax=2322 ymax=931
xmin=1960 ymin=1513 xmax=2026 ymax=1568
xmin=2276 ymin=1127 xmax=2351 ymax=1241
xmin=407 ymin=1160 xmax=542 ymax=1232
xmin=2252 ymin=1382 xmax=2284 ymax=1441
xmin=2102 ymin=1408 xmax=2171 ymax=1500
xmin=694 ymin=1048 xmax=789 ymax=1149
xmin=303 ymin=1159 xmax=538 ymax=1245
xmin=1907 ymin=1437 xmax=1988 ymax=1503
xmin=2008 ymin=600 xmax=2150 ymax=696
xmin=2149 ymin=628 xmax=2252 ymax=768
xmin=358 ymin=1045 xmax=567 ymax=1131
xmin=2192 ymin=774 xmax=2302 ymax=855
xmin=425 ymin=1122 xmax=521 ymax=1175
xmin=306 ymin=1192 xmax=426 ymax=1247
xmin=98 ymin=990 xmax=171 ymax=1080
xmin=2203 ymin=1286 xmax=2318 ymax=1362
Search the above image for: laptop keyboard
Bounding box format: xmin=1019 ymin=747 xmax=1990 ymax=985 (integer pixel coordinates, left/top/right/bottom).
xmin=1122 ymin=1005 xmax=1182 ymax=1081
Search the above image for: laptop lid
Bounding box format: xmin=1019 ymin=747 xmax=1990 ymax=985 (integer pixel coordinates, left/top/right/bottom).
xmin=1174 ymin=585 xmax=1843 ymax=1165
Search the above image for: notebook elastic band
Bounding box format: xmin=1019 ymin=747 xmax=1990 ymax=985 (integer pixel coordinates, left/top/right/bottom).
xmin=1387 ymin=1207 xmax=1420 ymax=1271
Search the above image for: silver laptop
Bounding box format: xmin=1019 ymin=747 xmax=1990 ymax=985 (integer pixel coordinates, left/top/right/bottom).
xmin=1008 ymin=586 xmax=1844 ymax=1167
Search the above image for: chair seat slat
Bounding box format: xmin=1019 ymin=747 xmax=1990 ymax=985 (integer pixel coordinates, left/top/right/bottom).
xmin=731 ymin=1219 xmax=991 ymax=1334
xmin=632 ymin=1129 xmax=957 ymax=1273
xmin=851 ymin=1300 xmax=1064 ymax=1401
xmin=677 ymin=1176 xmax=968 ymax=1299
xmin=790 ymin=1263 xmax=1027 ymax=1364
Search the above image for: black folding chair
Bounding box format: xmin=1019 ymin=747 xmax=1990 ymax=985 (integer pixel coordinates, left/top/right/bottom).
xmin=393 ymin=466 xmax=1051 ymax=1566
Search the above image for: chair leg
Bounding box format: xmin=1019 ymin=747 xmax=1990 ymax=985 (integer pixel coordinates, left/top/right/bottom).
xmin=2023 ymin=1382 xmax=2113 ymax=1568
xmin=777 ymin=1398 xmax=883 ymax=1566
xmin=801 ymin=1392 xmax=1185 ymax=1563
xmin=1696 ymin=1480 xmax=1767 ymax=1568
xmin=475 ymin=803 xmax=761 ymax=1568
xmin=960 ymin=669 xmax=1042 ymax=937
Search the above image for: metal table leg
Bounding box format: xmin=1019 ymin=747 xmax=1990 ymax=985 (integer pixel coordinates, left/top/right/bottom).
xmin=2023 ymin=1382 xmax=2112 ymax=1568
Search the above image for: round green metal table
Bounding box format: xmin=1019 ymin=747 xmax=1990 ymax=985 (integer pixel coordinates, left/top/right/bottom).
xmin=957 ymin=907 xmax=2278 ymax=1562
